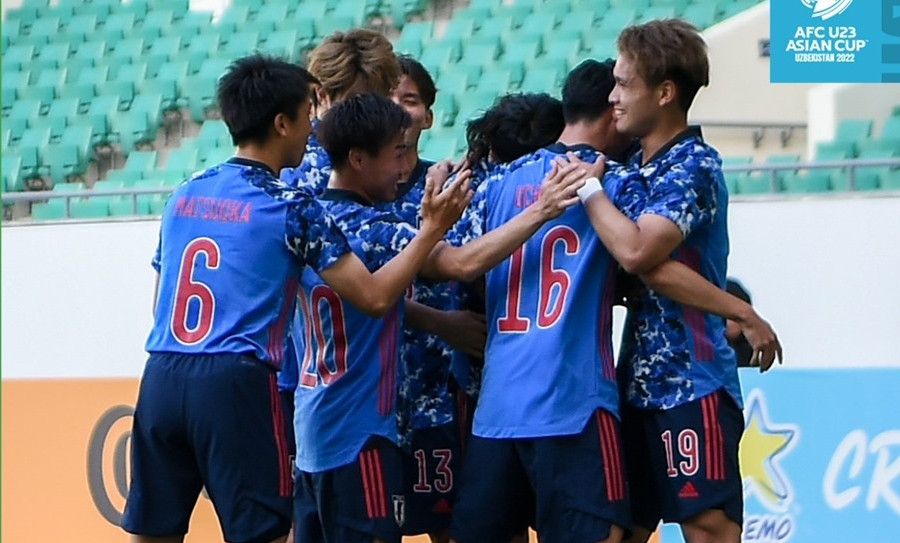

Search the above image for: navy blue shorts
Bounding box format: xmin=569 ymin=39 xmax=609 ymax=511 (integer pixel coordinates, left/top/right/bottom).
xmin=122 ymin=353 xmax=292 ymax=543
xmin=622 ymin=389 xmax=744 ymax=530
xmin=294 ymin=436 xmax=405 ymax=543
xmin=401 ymin=421 xmax=462 ymax=535
xmin=451 ymin=409 xmax=630 ymax=543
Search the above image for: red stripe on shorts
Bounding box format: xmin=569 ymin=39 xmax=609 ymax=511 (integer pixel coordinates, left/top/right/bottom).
xmin=268 ymin=375 xmax=292 ymax=497
xmin=596 ymin=410 xmax=625 ymax=501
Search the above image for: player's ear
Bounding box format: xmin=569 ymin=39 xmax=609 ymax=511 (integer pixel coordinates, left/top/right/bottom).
xmin=423 ymin=108 xmax=434 ymax=130
xmin=657 ymin=80 xmax=677 ymax=108
xmin=348 ymin=148 xmax=366 ymax=172
xmin=315 ymin=86 xmax=332 ymax=113
xmin=272 ymin=112 xmax=290 ymax=137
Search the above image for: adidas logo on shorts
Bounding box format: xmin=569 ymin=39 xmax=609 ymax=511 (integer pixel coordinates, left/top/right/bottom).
xmin=678 ymin=481 xmax=700 ymax=499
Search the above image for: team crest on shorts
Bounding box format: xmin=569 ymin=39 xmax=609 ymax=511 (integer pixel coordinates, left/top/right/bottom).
xmin=392 ymin=495 xmax=406 ymax=526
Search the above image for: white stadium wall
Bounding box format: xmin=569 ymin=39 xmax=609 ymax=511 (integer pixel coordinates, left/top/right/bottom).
xmin=4 ymin=195 xmax=900 ymax=378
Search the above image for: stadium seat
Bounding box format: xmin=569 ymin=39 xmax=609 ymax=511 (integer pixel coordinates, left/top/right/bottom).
xmin=834 ymin=119 xmax=873 ymax=143
xmin=110 ymin=38 xmax=146 ymax=65
xmin=421 ymin=136 xmax=459 ymax=162
xmin=766 ymin=153 xmax=802 ymax=189
xmin=45 ymin=98 xmax=81 ymax=143
xmin=682 ymin=2 xmax=719 ymax=29
xmin=28 ymin=16 xmax=61 ymax=43
xmin=198 ymin=120 xmax=233 ymax=148
xmin=220 ymin=31 xmax=261 ymax=60
xmin=160 ymin=147 xmax=200 ymax=178
xmin=2 ymin=151 xmax=24 ymax=192
xmin=43 ymin=141 xmax=91 ymax=186
xmin=781 ymin=170 xmax=831 ymax=193
xmin=7 ymin=99 xmax=43 ymax=144
xmin=261 ymin=30 xmax=300 ymax=60
xmin=722 ymin=155 xmax=753 ymax=195
xmin=4 ymin=44 xmax=36 ymax=71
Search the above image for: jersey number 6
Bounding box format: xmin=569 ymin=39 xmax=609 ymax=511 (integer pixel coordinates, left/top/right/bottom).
xmin=171 ymin=237 xmax=220 ymax=345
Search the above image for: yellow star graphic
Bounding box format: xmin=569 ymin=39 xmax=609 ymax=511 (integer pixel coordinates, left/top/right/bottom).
xmin=740 ymin=389 xmax=799 ymax=510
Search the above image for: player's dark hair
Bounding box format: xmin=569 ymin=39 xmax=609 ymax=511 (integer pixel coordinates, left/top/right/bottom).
xmin=217 ymin=54 xmax=318 ymax=145
xmin=318 ymin=92 xmax=411 ymax=169
xmin=561 ymin=58 xmax=616 ymax=124
xmin=397 ymin=54 xmax=436 ymax=108
xmin=617 ymin=19 xmax=709 ymax=112
xmin=466 ymin=93 xmax=564 ymax=165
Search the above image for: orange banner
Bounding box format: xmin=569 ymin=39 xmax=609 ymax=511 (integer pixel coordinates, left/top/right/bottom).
xmin=1 ymin=379 xmax=661 ymax=543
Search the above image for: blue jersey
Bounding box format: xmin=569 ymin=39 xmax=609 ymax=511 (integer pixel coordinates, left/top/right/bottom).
xmin=446 ymin=159 xmax=507 ymax=398
xmin=279 ymin=119 xmax=332 ymax=195
xmin=146 ymin=158 xmax=352 ymax=368
xmin=376 ymin=159 xmax=462 ymax=438
xmin=293 ymin=189 xmax=419 ymax=472
xmin=617 ymin=127 xmax=741 ymax=411
xmin=451 ymin=144 xmax=646 ymax=439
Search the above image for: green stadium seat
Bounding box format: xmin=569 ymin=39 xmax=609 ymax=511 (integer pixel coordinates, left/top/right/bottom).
xmin=42 ymin=141 xmax=91 ymax=186
xmin=32 ymin=68 xmax=68 ymax=112
xmin=611 ymin=0 xmax=649 ymax=9
xmin=7 ymin=99 xmax=44 ymax=144
xmin=456 ymin=90 xmax=498 ymax=125
xmin=71 ymin=40 xmax=108 ymax=71
xmin=147 ymin=36 xmax=184 ymax=76
xmin=541 ymin=38 xmax=583 ymax=71
xmin=141 ymin=9 xmax=174 ymax=38
xmin=330 ymin=2 xmax=368 ymax=24
xmin=86 ymin=94 xmax=120 ymax=148
xmin=766 ymin=153 xmax=802 ymax=188
xmin=834 ymin=119 xmax=873 ymax=142
xmin=682 ymin=2 xmax=719 ymax=29
xmin=519 ymin=66 xmax=566 ymax=94
xmin=112 ymin=109 xmax=156 ymax=155
xmin=110 ymin=38 xmax=146 ymax=65
xmin=836 ymin=149 xmax=900 ymax=191
xmin=72 ymin=1 xmax=112 ymax=19
xmin=2 ymin=20 xmax=21 ymax=53
xmin=880 ymin=168 xmax=900 ymax=190
xmin=180 ymin=34 xmax=221 ymax=75
xmin=132 ymin=92 xmax=165 ymax=129
xmin=492 ymin=4 xmax=533 ymax=27
xmin=176 ymin=10 xmax=214 ymax=41
xmin=28 ymin=16 xmax=61 ymax=43
xmin=19 ymin=126 xmax=52 ymax=188
xmin=63 ymin=65 xmax=109 ymax=111
xmin=652 ymin=0 xmax=691 ymax=15
xmin=399 ymin=21 xmax=434 ymax=44
xmin=5 ymin=4 xmax=41 ymax=29
xmin=2 ymin=69 xmax=31 ymax=112
xmin=120 ymin=150 xmax=160 ymax=177
xmin=109 ymin=62 xmax=148 ymax=110
xmin=160 ymin=147 xmax=200 ymax=178
xmin=102 ymin=12 xmax=137 ymax=38
xmin=4 ymin=44 xmax=36 ymax=71
xmin=475 ymin=70 xmax=512 ymax=94
xmin=59 ymin=124 xmax=96 ymax=168
xmin=502 ymin=37 xmax=544 ymax=65
xmin=478 ymin=16 xmax=517 ymax=42
xmin=2 ymin=152 xmax=24 ymax=192
xmin=431 ymin=94 xmax=459 ymax=127
xmin=183 ymin=72 xmax=221 ymax=123
xmin=67 ymin=196 xmax=110 ymax=219
xmin=640 ymin=5 xmax=678 ymax=21
xmin=815 ymin=140 xmax=856 ymax=160
xmin=597 ymin=9 xmax=638 ymax=32
xmin=220 ymin=31 xmax=261 ymax=59
xmin=442 ymin=18 xmax=477 ymax=41
xmin=736 ymin=174 xmax=774 ymax=195
xmin=316 ymin=16 xmax=357 ymax=38
xmin=722 ymin=156 xmax=753 ymax=195
xmin=422 ymin=136 xmax=459 ymax=162
xmin=781 ymin=170 xmax=832 ymax=193
xmin=261 ymin=30 xmax=300 ymax=60
xmin=45 ymin=98 xmax=81 ymax=143
xmin=34 ymin=42 xmax=71 ymax=73
xmin=198 ymin=120 xmax=233 ymax=148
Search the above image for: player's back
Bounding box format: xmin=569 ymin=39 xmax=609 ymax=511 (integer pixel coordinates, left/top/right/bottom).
xmin=292 ymin=193 xmax=410 ymax=472
xmin=147 ymin=158 xmax=320 ymax=367
xmin=475 ymin=145 xmax=630 ymax=439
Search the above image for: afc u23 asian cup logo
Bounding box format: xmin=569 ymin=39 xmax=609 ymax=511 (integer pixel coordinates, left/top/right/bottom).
xmin=800 ymin=0 xmax=853 ymax=20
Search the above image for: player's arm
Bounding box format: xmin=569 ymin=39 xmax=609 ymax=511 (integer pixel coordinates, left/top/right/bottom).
xmin=639 ymin=260 xmax=783 ymax=371
xmin=405 ymin=300 xmax=486 ymax=358
xmin=319 ymin=175 xmax=472 ymax=317
xmin=563 ymin=153 xmax=683 ymax=274
xmin=420 ymin=161 xmax=586 ymax=282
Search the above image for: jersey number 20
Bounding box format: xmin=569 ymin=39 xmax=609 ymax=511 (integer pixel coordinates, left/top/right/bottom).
xmin=298 ymin=286 xmax=349 ymax=387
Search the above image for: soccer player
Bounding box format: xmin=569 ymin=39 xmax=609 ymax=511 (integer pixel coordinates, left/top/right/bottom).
xmin=381 ymin=55 xmax=473 ymax=543
xmin=569 ymin=20 xmax=783 ymax=543
xmin=280 ymin=28 xmax=401 ymax=194
xmin=447 ymin=58 xmax=643 ymax=543
xmin=121 ymin=55 xmax=471 ymax=543
xmin=291 ymin=93 xmax=586 ymax=543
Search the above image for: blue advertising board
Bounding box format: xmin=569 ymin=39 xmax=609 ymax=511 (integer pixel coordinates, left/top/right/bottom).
xmin=658 ymin=368 xmax=900 ymax=541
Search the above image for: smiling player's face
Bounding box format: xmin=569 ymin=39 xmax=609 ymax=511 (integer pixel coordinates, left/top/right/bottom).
xmin=360 ymin=131 xmax=409 ymax=203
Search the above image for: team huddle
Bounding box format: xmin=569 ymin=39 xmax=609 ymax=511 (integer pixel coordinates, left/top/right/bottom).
xmin=121 ymin=18 xmax=783 ymax=543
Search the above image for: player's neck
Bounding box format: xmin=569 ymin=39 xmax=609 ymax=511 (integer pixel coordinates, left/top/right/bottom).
xmin=639 ymin=114 xmax=688 ymax=165
xmin=328 ymin=172 xmax=373 ymax=204
xmin=233 ymin=145 xmax=283 ymax=176
xmin=557 ymin=122 xmax=603 ymax=152
xmin=401 ymin=147 xmax=420 ymax=183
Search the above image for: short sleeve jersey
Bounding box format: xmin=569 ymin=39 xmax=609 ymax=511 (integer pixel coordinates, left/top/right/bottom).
xmin=279 ymin=119 xmax=332 ymax=195
xmin=449 ymin=144 xmax=646 ymax=438
xmin=146 ymin=158 xmax=352 ymax=368
xmin=617 ymin=127 xmax=742 ymax=411
xmin=292 ymin=189 xmax=418 ymax=473
xmin=376 ymin=159 xmax=462 ymax=438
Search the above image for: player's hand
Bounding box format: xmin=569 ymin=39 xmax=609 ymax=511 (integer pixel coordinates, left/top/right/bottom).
xmin=420 ymin=167 xmax=473 ymax=236
xmin=740 ymin=312 xmax=783 ymax=373
xmin=427 ymin=160 xmax=455 ymax=189
xmin=566 ymin=151 xmax=608 ymax=181
xmin=534 ymin=159 xmax=587 ymax=220
xmin=439 ymin=310 xmax=487 ymax=358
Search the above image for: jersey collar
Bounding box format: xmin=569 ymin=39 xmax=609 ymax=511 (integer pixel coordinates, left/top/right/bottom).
xmin=227 ymin=156 xmax=276 ymax=176
xmin=641 ymin=125 xmax=704 ymax=166
xmin=395 ymin=158 xmax=436 ymax=200
xmin=546 ymin=142 xmax=598 ymax=154
xmin=321 ymin=188 xmax=372 ymax=206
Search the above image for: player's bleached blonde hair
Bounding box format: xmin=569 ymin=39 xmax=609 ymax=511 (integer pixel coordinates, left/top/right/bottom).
xmin=617 ymin=18 xmax=710 ymax=112
xmin=308 ymin=28 xmax=401 ymax=102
